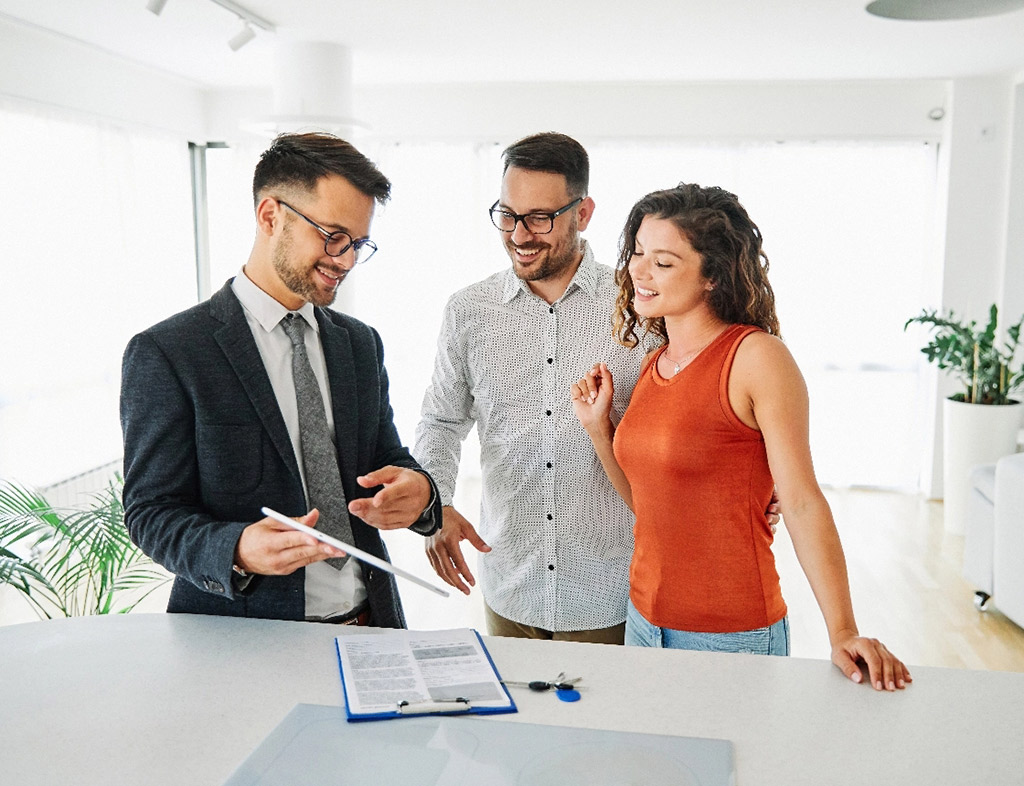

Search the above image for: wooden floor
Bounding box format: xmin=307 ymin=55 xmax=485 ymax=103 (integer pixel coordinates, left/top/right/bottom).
xmin=4 ymin=486 xmax=1023 ymax=673
xmin=776 ymin=488 xmax=1024 ymax=672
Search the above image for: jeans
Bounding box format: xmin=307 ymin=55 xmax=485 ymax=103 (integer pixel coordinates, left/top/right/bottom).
xmin=625 ymin=598 xmax=790 ymax=655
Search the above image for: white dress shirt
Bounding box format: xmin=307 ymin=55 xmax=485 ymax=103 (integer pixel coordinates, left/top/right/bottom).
xmin=232 ymin=269 xmax=367 ymax=620
xmin=413 ymin=242 xmax=655 ymax=631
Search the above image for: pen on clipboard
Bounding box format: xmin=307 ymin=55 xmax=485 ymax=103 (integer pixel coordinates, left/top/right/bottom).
xmin=396 ymin=698 xmax=472 ymax=715
xmin=260 ymin=506 xmax=450 ymax=598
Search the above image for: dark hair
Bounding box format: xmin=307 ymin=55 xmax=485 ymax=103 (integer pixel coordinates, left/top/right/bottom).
xmin=614 ymin=183 xmax=780 ymax=347
xmin=501 ymin=132 xmax=589 ymax=199
xmin=252 ymin=132 xmax=391 ymax=207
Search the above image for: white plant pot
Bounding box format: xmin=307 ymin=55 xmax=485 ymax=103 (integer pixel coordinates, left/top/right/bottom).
xmin=942 ymin=398 xmax=1024 ymax=534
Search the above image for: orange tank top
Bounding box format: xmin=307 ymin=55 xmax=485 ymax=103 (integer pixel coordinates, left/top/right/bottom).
xmin=614 ymin=324 xmax=786 ymax=633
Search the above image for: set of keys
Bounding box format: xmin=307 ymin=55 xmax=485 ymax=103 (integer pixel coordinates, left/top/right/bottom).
xmin=501 ymin=672 xmax=583 ymax=702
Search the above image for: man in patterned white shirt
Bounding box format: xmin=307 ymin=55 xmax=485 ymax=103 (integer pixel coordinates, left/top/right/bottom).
xmin=413 ymin=133 xmax=649 ymax=643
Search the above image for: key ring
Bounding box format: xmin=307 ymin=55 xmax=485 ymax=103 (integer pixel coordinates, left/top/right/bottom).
xmin=501 ymin=672 xmax=583 ymax=701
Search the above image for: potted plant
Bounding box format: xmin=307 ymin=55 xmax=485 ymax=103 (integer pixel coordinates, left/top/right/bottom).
xmin=0 ymin=476 xmax=169 ymax=619
xmin=905 ymin=304 xmax=1024 ymax=534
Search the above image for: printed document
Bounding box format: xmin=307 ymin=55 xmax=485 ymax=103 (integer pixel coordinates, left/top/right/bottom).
xmin=335 ymin=628 xmax=514 ymax=718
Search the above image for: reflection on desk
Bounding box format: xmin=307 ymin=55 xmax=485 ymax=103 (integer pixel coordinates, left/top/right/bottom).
xmin=224 ymin=706 xmax=736 ymax=785
xmin=1 ymin=614 xmax=1021 ymax=785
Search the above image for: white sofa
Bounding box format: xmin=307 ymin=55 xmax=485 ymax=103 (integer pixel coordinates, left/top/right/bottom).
xmin=963 ymin=464 xmax=996 ymax=601
xmin=963 ymin=452 xmax=1024 ymax=629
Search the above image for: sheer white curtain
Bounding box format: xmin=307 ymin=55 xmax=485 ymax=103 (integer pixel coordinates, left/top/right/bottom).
xmin=0 ymin=99 xmax=196 ymax=487
xmin=346 ymin=139 xmax=937 ymax=491
xmin=206 ymin=143 xmax=265 ymax=290
xmin=585 ymin=140 xmax=938 ymax=489
xmin=347 ymin=142 xmax=504 ymax=444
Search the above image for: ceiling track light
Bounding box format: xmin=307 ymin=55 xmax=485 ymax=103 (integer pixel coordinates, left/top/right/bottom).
xmin=228 ymin=20 xmax=257 ymax=51
xmin=147 ymin=0 xmax=273 ymax=51
xmin=207 ymin=0 xmax=275 ymax=33
xmin=206 ymin=0 xmax=275 ymax=51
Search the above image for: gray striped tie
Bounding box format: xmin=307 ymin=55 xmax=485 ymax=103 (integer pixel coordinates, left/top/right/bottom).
xmin=281 ymin=313 xmax=352 ymax=569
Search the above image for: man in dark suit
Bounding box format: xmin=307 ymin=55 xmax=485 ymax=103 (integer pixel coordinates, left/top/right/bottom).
xmin=120 ymin=132 xmax=440 ymax=627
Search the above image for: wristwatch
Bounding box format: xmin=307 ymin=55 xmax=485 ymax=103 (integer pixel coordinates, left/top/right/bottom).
xmin=409 ymin=477 xmax=439 ymax=535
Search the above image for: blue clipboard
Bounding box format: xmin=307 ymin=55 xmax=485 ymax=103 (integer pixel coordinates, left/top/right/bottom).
xmin=334 ymin=628 xmax=517 ymax=722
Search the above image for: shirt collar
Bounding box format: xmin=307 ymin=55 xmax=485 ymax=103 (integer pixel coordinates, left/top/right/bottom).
xmin=231 ymin=267 xmax=320 ymax=333
xmin=500 ymin=239 xmax=601 ymax=305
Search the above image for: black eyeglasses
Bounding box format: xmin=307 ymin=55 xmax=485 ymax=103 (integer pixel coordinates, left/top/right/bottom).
xmin=488 ymin=197 xmax=584 ymax=235
xmin=277 ymin=200 xmax=378 ymax=264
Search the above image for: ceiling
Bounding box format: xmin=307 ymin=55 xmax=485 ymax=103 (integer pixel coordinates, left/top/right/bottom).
xmin=1 ymin=0 xmax=1023 ymax=89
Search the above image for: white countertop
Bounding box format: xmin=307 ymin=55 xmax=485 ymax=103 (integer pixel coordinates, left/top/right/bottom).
xmin=1 ymin=614 xmax=1020 ymax=785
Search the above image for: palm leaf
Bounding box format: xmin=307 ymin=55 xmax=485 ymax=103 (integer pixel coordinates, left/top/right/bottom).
xmin=0 ymin=551 xmax=65 ymax=618
xmin=0 ymin=476 xmax=167 ymax=618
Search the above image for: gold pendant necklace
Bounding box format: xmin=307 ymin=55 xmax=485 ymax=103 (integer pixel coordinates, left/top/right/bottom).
xmin=663 ymin=332 xmax=720 ymax=376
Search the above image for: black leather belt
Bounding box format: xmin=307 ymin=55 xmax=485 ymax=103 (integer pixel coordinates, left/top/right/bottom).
xmin=312 ymin=605 xmax=371 ymax=626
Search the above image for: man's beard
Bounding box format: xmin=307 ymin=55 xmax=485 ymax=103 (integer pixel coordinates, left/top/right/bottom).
xmin=272 ymin=226 xmax=343 ymax=308
xmin=506 ymin=222 xmax=581 ymax=283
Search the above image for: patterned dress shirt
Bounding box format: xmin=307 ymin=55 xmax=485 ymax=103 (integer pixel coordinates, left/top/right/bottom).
xmin=414 ymin=241 xmax=656 ymax=631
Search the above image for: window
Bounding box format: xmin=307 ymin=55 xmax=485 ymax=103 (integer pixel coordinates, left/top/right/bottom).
xmin=349 ymin=139 xmax=937 ymax=491
xmin=0 ymin=99 xmax=196 ymax=487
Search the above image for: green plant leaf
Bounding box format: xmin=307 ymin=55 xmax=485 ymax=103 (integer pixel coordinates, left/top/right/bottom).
xmin=0 ymin=476 xmax=167 ymax=618
xmin=906 ymin=305 xmax=1024 ymax=404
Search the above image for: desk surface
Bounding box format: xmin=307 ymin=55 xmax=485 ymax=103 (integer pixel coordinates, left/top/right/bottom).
xmin=1 ymin=614 xmax=1021 ymax=785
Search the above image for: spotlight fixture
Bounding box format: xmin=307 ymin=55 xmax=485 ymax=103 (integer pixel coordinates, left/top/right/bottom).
xmin=866 ymin=0 xmax=1024 ymax=20
xmin=227 ymin=21 xmax=256 ymax=51
xmin=207 ymin=0 xmax=275 ymax=51
xmin=146 ymin=0 xmax=169 ymax=15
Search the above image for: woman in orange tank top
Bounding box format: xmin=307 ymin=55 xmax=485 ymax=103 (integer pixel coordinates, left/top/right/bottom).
xmin=572 ymin=184 xmax=910 ymax=692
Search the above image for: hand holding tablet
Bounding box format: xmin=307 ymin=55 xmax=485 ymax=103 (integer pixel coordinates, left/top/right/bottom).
xmin=261 ymin=506 xmax=450 ymax=598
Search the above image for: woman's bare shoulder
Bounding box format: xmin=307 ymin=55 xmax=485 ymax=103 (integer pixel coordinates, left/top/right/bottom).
xmin=733 ymin=330 xmax=802 ymax=383
xmin=736 ymin=330 xmax=792 ymax=359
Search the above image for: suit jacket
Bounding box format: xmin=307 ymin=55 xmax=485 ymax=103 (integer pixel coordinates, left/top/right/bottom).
xmin=120 ymin=280 xmax=440 ymax=626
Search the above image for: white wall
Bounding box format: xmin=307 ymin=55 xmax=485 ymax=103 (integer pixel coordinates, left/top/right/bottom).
xmin=352 ymin=80 xmax=948 ymax=142
xmin=0 ymin=15 xmax=205 ymax=137
xmin=941 ymin=78 xmax=1015 ymax=320
xmin=919 ymin=76 xmax=1021 ymax=498
xmin=1002 ymin=81 xmax=1024 ymax=324
xmin=200 ymin=80 xmax=950 ymax=148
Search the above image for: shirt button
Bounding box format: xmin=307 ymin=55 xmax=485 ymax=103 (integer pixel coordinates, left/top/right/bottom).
xmin=546 ymin=514 xmax=553 ymax=520
xmin=546 ymin=410 xmax=552 ymax=416
xmin=549 ymin=307 xmax=554 ymax=314
xmin=546 ymin=462 xmax=552 ymax=468
xmin=547 ymin=358 xmax=553 ymax=364
xmin=548 ymin=565 xmax=555 ymax=571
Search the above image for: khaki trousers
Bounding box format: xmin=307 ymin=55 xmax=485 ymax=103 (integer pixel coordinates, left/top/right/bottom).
xmin=484 ymin=602 xmax=625 ymax=645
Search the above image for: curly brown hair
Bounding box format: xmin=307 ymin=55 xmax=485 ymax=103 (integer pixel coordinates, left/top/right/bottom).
xmin=613 ymin=183 xmax=780 ymax=347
